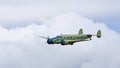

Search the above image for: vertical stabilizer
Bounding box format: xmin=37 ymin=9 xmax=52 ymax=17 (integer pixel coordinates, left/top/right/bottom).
xmin=78 ymin=28 xmax=83 ymax=35
xmin=97 ymin=30 xmax=101 ymax=38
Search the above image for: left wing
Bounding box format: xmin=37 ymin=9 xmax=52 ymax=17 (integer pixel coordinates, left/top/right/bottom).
xmin=39 ymin=36 xmax=48 ymax=39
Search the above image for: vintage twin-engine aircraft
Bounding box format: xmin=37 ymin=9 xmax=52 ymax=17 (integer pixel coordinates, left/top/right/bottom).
xmin=39 ymin=28 xmax=101 ymax=45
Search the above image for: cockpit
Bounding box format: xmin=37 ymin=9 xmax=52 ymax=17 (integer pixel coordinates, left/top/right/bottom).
xmin=51 ymin=36 xmax=62 ymax=40
xmin=56 ymin=35 xmax=62 ymax=38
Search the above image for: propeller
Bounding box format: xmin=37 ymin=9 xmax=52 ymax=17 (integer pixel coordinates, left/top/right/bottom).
xmin=39 ymin=36 xmax=53 ymax=44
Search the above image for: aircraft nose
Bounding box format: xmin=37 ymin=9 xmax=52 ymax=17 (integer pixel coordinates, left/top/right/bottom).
xmin=47 ymin=38 xmax=53 ymax=44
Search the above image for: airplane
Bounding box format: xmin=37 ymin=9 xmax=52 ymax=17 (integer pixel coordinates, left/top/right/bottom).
xmin=39 ymin=28 xmax=101 ymax=45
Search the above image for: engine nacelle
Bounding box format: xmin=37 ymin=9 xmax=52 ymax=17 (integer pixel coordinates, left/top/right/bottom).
xmin=60 ymin=39 xmax=73 ymax=45
xmin=47 ymin=38 xmax=53 ymax=44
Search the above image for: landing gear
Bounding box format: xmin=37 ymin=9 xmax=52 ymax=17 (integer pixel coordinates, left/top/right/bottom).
xmin=71 ymin=43 xmax=73 ymax=45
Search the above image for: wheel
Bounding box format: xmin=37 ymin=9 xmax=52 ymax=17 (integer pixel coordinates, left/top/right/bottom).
xmin=71 ymin=43 xmax=73 ymax=45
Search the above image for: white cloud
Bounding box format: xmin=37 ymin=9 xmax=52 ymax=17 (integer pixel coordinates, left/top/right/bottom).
xmin=0 ymin=0 xmax=120 ymax=28
xmin=0 ymin=13 xmax=120 ymax=68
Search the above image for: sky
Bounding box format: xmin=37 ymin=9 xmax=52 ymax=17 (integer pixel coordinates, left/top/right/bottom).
xmin=0 ymin=0 xmax=120 ymax=68
xmin=0 ymin=0 xmax=120 ymax=32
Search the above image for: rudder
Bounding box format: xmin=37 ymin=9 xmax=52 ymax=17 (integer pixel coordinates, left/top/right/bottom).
xmin=97 ymin=30 xmax=101 ymax=38
xmin=78 ymin=28 xmax=83 ymax=35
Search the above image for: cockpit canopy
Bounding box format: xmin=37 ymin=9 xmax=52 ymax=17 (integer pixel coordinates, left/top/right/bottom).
xmin=56 ymin=35 xmax=62 ymax=38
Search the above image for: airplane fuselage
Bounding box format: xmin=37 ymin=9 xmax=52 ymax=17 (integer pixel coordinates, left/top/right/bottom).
xmin=40 ymin=28 xmax=101 ymax=45
xmin=47 ymin=34 xmax=92 ymax=45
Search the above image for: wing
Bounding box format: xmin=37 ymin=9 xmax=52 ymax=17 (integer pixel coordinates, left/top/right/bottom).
xmin=38 ymin=36 xmax=48 ymax=39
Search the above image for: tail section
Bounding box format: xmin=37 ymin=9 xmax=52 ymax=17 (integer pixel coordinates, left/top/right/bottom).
xmin=78 ymin=28 xmax=83 ymax=35
xmin=97 ymin=30 xmax=101 ymax=38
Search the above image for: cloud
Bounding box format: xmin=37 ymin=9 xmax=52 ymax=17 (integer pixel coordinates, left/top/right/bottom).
xmin=0 ymin=13 xmax=120 ymax=68
xmin=0 ymin=0 xmax=120 ymax=29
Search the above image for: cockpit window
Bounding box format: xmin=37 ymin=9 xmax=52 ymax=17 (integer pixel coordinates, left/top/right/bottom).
xmin=56 ymin=36 xmax=62 ymax=38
